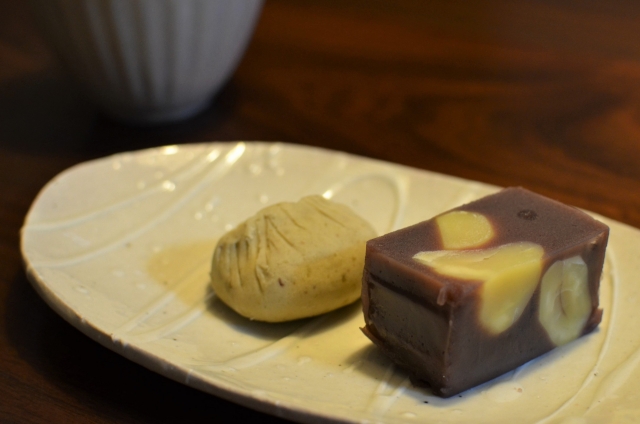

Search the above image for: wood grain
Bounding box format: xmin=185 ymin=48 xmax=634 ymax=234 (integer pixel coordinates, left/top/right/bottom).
xmin=2 ymin=0 xmax=640 ymax=422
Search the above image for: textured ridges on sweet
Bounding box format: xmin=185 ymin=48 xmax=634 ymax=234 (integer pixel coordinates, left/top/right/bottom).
xmin=211 ymin=195 xmax=376 ymax=322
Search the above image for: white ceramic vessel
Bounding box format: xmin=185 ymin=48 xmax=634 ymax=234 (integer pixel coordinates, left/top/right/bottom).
xmin=30 ymin=0 xmax=264 ymax=124
xmin=20 ymin=142 xmax=640 ymax=423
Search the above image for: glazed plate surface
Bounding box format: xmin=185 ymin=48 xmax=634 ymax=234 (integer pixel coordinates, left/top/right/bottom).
xmin=21 ymin=142 xmax=640 ymax=423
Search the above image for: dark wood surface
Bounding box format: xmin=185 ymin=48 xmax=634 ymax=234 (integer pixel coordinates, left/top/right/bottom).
xmin=3 ymin=1 xmax=640 ymax=422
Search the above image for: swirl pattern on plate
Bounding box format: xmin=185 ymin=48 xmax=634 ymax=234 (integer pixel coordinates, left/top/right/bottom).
xmin=21 ymin=142 xmax=634 ymax=424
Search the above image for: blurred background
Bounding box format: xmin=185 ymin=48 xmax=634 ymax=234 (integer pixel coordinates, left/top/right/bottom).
xmin=3 ymin=0 xmax=640 ymax=422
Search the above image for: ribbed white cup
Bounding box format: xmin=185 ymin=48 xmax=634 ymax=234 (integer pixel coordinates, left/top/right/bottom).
xmin=30 ymin=0 xmax=264 ymax=124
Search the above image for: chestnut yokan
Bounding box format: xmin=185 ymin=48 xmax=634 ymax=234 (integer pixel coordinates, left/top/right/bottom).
xmin=361 ymin=187 xmax=609 ymax=397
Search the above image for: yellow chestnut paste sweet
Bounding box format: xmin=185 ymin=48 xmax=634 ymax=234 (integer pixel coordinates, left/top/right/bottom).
xmin=210 ymin=195 xmax=376 ymax=322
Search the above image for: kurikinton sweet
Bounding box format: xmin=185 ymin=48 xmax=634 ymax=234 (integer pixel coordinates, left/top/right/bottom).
xmin=211 ymin=195 xmax=376 ymax=322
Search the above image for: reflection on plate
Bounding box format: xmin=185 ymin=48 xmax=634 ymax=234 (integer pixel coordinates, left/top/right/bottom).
xmin=20 ymin=142 xmax=640 ymax=423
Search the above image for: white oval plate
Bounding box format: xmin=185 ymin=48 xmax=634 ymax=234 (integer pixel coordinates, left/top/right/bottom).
xmin=21 ymin=142 xmax=640 ymax=423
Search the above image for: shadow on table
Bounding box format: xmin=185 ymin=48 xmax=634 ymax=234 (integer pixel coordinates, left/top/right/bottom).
xmin=0 ymin=71 xmax=95 ymax=156
xmin=0 ymin=69 xmax=245 ymax=159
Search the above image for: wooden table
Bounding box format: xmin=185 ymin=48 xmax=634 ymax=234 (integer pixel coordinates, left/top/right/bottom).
xmin=3 ymin=1 xmax=640 ymax=422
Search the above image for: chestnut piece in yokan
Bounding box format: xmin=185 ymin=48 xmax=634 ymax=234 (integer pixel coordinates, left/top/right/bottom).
xmin=361 ymin=187 xmax=608 ymax=397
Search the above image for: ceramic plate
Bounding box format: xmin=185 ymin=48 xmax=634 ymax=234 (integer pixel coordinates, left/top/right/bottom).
xmin=21 ymin=142 xmax=640 ymax=423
